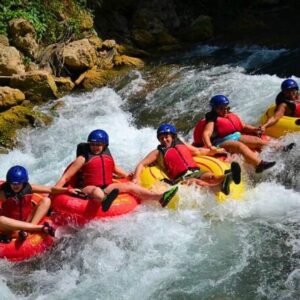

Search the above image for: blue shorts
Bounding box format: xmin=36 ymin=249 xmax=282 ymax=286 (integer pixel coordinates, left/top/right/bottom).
xmin=213 ymin=132 xmax=241 ymax=147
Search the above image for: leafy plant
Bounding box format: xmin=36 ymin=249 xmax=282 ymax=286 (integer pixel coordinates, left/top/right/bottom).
xmin=0 ymin=0 xmax=94 ymax=44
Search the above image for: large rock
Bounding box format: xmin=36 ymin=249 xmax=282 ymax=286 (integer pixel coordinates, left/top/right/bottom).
xmin=54 ymin=77 xmax=75 ymax=98
xmin=10 ymin=71 xmax=58 ymax=102
xmin=113 ymin=55 xmax=144 ymax=69
xmin=9 ymin=18 xmax=39 ymax=59
xmin=88 ymin=35 xmax=103 ymax=48
xmin=0 ymin=105 xmax=52 ymax=148
xmin=0 ymin=87 xmax=25 ymax=112
xmin=0 ymin=45 xmax=26 ymax=76
xmin=116 ymin=44 xmax=149 ymax=57
xmin=75 ymin=67 xmax=120 ymax=90
xmin=96 ymin=48 xmax=118 ymax=70
xmin=101 ymin=39 xmax=117 ymax=50
xmin=62 ymin=39 xmax=97 ymax=71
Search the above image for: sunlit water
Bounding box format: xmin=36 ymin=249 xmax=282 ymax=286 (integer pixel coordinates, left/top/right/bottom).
xmin=1 ymin=45 xmax=300 ymax=299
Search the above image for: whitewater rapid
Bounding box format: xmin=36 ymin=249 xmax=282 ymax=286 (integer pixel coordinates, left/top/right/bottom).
xmin=1 ymin=45 xmax=300 ymax=299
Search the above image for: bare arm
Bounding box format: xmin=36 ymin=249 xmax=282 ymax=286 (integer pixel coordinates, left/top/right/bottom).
xmin=202 ymin=122 xmax=215 ymax=149
xmin=184 ymin=140 xmax=226 ymax=156
xmin=0 ymin=190 xmax=6 ymax=202
xmin=132 ymin=150 xmax=159 ymax=184
xmin=32 ymin=183 xmax=83 ymax=195
xmin=242 ymin=122 xmax=262 ymax=136
xmin=114 ymin=165 xmax=129 ymax=178
xmin=55 ymin=156 xmax=85 ymax=187
xmin=261 ymin=103 xmax=286 ymax=131
xmin=31 ymin=184 xmax=52 ymax=194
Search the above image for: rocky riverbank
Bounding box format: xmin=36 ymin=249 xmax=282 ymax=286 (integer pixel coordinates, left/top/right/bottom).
xmin=0 ymin=1 xmax=145 ymax=149
xmin=0 ymin=0 xmax=299 ymax=149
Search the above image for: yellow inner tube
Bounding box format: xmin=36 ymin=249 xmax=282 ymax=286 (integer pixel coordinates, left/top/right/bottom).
xmin=140 ymin=156 xmax=244 ymax=209
xmin=261 ymin=104 xmax=300 ymax=138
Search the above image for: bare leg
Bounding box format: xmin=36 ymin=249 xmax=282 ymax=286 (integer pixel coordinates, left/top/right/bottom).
xmin=105 ymin=182 xmax=164 ymax=201
xmin=0 ymin=216 xmax=43 ymax=233
xmin=240 ymin=134 xmax=269 ymax=150
xmin=31 ymin=197 xmax=51 ymax=225
xmin=221 ymin=140 xmax=261 ymax=166
xmin=182 ymin=172 xmax=223 ymax=187
xmin=82 ymin=185 xmax=105 ymax=204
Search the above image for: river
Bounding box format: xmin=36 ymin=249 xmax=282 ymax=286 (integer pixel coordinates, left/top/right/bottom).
xmin=0 ymin=44 xmax=300 ymax=300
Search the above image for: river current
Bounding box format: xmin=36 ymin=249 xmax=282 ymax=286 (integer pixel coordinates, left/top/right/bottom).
xmin=1 ymin=45 xmax=300 ymax=300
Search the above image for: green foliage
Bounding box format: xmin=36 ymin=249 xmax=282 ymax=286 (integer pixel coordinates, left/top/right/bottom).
xmin=0 ymin=0 xmax=94 ymax=44
xmin=0 ymin=0 xmax=47 ymax=40
xmin=23 ymin=56 xmax=32 ymax=66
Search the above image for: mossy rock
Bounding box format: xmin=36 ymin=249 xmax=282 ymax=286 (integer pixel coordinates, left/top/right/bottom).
xmin=76 ymin=68 xmax=126 ymax=90
xmin=10 ymin=71 xmax=58 ymax=103
xmin=113 ymin=55 xmax=144 ymax=69
xmin=54 ymin=77 xmax=75 ymax=98
xmin=0 ymin=105 xmax=52 ymax=148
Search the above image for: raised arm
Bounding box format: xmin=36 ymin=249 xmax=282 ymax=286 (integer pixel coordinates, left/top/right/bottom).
xmin=55 ymin=156 xmax=85 ymax=187
xmin=132 ymin=150 xmax=159 ymax=184
xmin=260 ymin=103 xmax=286 ymax=131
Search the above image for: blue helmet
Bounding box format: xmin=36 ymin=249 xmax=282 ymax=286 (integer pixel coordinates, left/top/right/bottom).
xmin=6 ymin=165 xmax=29 ymax=184
xmin=157 ymin=123 xmax=177 ymax=139
xmin=281 ymin=79 xmax=299 ymax=91
xmin=87 ymin=129 xmax=109 ymax=145
xmin=210 ymin=95 xmax=230 ymax=108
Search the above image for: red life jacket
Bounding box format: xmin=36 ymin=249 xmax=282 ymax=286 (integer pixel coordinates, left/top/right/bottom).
xmin=0 ymin=182 xmax=33 ymax=221
xmin=193 ymin=113 xmax=243 ymax=146
xmin=215 ymin=113 xmax=243 ymax=137
xmin=275 ymin=94 xmax=300 ymax=117
xmin=81 ymin=147 xmax=115 ymax=188
xmin=294 ymin=103 xmax=300 ymax=117
xmin=158 ymin=139 xmax=199 ymax=180
xmin=193 ymin=118 xmax=206 ymax=146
